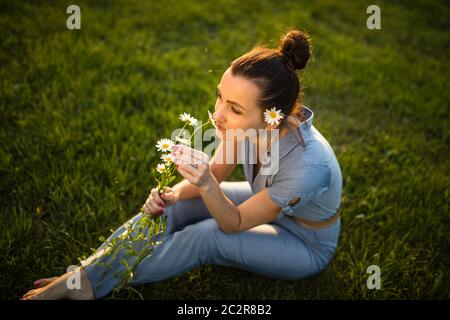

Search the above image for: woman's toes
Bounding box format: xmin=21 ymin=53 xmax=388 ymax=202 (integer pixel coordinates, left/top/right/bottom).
xmin=26 ymin=291 xmax=47 ymax=300
xmin=22 ymin=287 xmax=51 ymax=300
xmin=23 ymin=289 xmax=35 ymax=297
xmin=22 ymin=289 xmax=39 ymax=299
xmin=34 ymin=276 xmax=58 ymax=288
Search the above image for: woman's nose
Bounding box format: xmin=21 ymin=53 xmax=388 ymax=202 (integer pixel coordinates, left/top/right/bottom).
xmin=213 ymin=109 xmax=226 ymax=123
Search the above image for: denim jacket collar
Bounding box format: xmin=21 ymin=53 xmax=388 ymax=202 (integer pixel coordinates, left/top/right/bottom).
xmin=251 ymin=106 xmax=314 ymax=189
xmin=268 ymin=105 xmax=314 ymax=162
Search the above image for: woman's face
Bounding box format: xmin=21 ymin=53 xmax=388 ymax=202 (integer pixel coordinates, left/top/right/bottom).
xmin=213 ymin=67 xmax=266 ymax=141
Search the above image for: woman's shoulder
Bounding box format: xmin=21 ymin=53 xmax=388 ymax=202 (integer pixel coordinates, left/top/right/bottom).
xmin=305 ymin=126 xmax=336 ymax=163
xmin=278 ymin=126 xmax=325 ymax=158
xmin=277 ymin=125 xmax=339 ymax=174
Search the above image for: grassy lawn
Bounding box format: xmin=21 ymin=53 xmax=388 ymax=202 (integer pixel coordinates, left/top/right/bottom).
xmin=1 ymin=0 xmax=449 ymax=299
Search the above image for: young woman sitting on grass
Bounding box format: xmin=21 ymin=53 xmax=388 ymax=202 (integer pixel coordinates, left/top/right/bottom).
xmin=22 ymin=28 xmax=342 ymax=300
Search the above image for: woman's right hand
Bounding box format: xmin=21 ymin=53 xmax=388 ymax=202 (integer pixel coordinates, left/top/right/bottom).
xmin=142 ymin=187 xmax=179 ymax=216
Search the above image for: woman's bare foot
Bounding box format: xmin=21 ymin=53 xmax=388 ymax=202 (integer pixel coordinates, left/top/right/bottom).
xmin=21 ymin=268 xmax=95 ymax=300
xmin=33 ymin=277 xmax=59 ymax=288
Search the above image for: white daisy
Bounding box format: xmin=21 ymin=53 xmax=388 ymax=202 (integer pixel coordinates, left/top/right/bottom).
xmin=156 ymin=163 xmax=166 ymax=174
xmin=179 ymin=112 xmax=198 ymax=127
xmin=179 ymin=112 xmax=191 ymax=122
xmin=208 ymin=110 xmax=217 ymax=128
xmin=175 ymin=137 xmax=191 ymax=146
xmin=156 ymin=138 xmax=175 ymax=153
xmin=263 ymin=107 xmax=284 ymax=126
xmin=160 ymin=153 xmax=175 ymax=164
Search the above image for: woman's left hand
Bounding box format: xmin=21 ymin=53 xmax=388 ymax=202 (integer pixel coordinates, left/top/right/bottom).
xmin=172 ymin=145 xmax=213 ymax=190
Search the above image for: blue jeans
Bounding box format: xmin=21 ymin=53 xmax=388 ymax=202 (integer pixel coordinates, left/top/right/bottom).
xmin=81 ymin=181 xmax=341 ymax=299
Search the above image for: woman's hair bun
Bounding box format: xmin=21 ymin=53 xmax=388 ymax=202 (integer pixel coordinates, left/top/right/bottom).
xmin=279 ymin=29 xmax=311 ymax=71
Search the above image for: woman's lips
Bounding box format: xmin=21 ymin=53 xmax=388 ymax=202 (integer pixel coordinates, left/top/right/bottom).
xmin=216 ymin=124 xmax=225 ymax=130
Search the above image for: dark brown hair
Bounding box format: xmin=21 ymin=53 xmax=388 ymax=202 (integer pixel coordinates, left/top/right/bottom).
xmin=230 ymin=28 xmax=312 ymax=144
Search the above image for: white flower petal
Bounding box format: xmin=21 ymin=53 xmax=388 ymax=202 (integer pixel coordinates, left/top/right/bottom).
xmin=263 ymin=107 xmax=284 ymax=126
xmin=179 ymin=112 xmax=198 ymax=127
xmin=156 ymin=138 xmax=175 ymax=152
xmin=187 ymin=116 xmax=198 ymax=127
xmin=156 ymin=163 xmax=166 ymax=173
xmin=160 ymin=153 xmax=175 ymax=163
xmin=179 ymin=113 xmax=189 ymax=122
xmin=175 ymin=137 xmax=191 ymax=146
xmin=208 ymin=110 xmax=217 ymax=128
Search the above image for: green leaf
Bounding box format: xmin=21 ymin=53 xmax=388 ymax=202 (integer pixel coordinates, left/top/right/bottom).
xmin=167 ymin=176 xmax=176 ymax=184
xmin=121 ymin=259 xmax=133 ymax=275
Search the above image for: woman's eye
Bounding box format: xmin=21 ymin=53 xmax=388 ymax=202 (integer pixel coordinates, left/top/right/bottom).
xmin=231 ymin=106 xmax=241 ymax=114
xmin=216 ymin=90 xmax=221 ymax=98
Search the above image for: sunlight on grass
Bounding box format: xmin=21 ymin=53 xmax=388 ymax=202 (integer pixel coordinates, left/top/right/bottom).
xmin=1 ymin=0 xmax=449 ymax=299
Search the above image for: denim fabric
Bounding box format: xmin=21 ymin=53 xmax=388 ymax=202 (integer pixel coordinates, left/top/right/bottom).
xmin=81 ymin=181 xmax=340 ymax=299
xmin=240 ymin=106 xmax=343 ymax=222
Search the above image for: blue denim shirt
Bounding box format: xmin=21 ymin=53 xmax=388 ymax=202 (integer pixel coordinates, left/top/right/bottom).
xmin=238 ymin=106 xmax=342 ymax=222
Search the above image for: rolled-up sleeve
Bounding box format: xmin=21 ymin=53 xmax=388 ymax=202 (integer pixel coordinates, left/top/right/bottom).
xmin=267 ymin=164 xmax=331 ymax=220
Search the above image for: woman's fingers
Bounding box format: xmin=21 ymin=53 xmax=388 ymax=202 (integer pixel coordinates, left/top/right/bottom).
xmin=176 ymin=162 xmax=197 ymax=182
xmin=173 ymin=145 xmax=209 ymax=163
xmin=142 ymin=189 xmax=164 ymax=215
xmin=174 ymin=153 xmax=203 ymax=165
xmin=144 ymin=200 xmax=160 ymax=215
xmin=161 ymin=189 xmax=174 ymax=201
xmin=150 ymin=188 xmax=164 ymax=206
xmin=174 ymin=158 xmax=199 ymax=172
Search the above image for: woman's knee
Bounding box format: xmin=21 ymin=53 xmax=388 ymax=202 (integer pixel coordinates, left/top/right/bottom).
xmin=193 ymin=218 xmax=222 ymax=234
xmin=219 ymin=181 xmax=253 ymax=205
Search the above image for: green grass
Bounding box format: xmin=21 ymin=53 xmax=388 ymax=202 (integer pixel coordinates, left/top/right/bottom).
xmin=1 ymin=0 xmax=449 ymax=299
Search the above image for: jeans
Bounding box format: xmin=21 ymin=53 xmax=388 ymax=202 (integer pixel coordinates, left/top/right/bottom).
xmin=81 ymin=181 xmax=341 ymax=299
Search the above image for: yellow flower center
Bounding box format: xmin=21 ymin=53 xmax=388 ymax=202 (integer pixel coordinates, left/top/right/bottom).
xmin=162 ymin=144 xmax=168 ymax=149
xmin=269 ymin=111 xmax=277 ymax=118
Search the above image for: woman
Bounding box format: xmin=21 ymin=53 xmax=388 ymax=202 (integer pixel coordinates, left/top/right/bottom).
xmin=22 ymin=29 xmax=342 ymax=300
